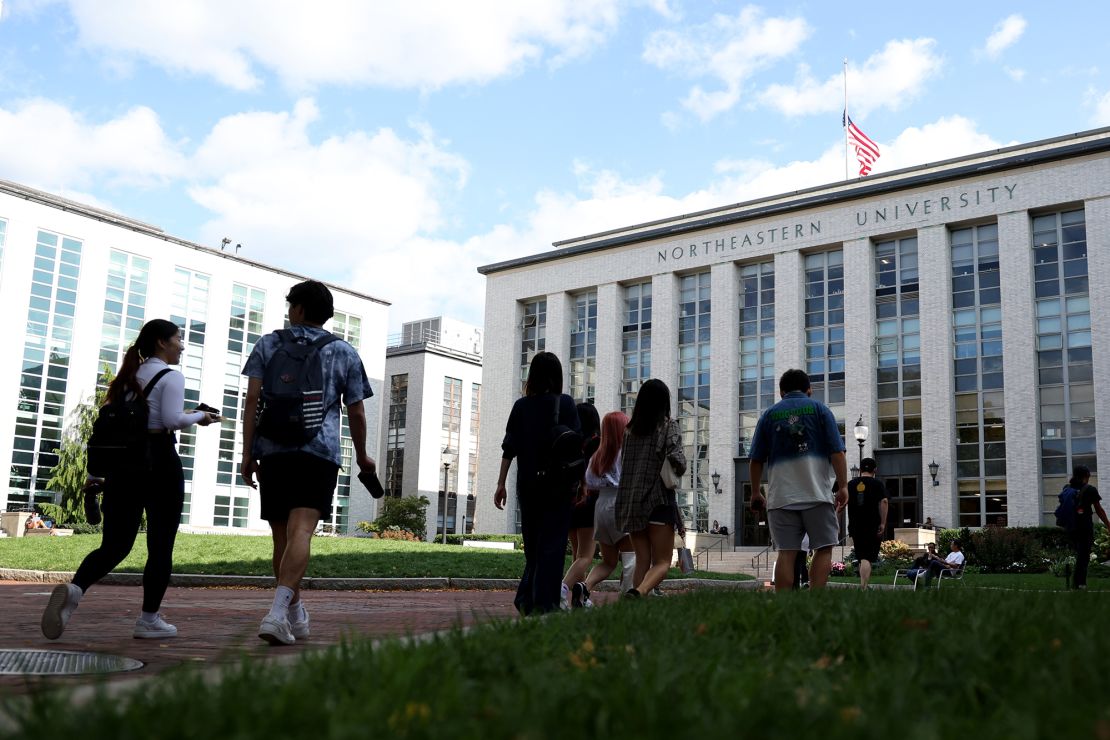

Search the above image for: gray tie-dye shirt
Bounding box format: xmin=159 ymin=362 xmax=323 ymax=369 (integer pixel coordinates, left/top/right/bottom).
xmin=242 ymin=325 xmax=372 ymax=466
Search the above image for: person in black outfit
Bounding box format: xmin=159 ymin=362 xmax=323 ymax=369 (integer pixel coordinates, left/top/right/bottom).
xmin=563 ymin=402 xmax=601 ymax=609
xmin=41 ymin=320 xmax=220 ymax=640
xmin=1067 ymin=465 xmax=1110 ymax=590
xmin=495 ymin=352 xmax=581 ymax=615
xmin=846 ymin=457 xmax=887 ymax=589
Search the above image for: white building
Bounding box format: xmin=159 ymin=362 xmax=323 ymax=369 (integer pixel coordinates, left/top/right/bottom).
xmin=475 ymin=126 xmax=1110 ymax=541
xmin=0 ymin=180 xmax=389 ymax=533
xmin=378 ymin=317 xmax=483 ymax=539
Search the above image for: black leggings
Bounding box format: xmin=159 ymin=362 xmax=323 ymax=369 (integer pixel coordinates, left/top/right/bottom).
xmin=73 ymin=435 xmax=185 ymax=613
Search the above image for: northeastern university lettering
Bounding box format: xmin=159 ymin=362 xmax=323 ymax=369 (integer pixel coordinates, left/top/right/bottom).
xmin=656 ymin=181 xmax=1017 ymax=265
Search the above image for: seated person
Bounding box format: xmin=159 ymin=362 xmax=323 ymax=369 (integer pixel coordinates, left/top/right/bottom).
xmin=25 ymin=512 xmax=45 ymax=530
xmin=921 ymin=516 xmax=935 ymax=530
xmin=905 ymin=543 xmax=936 ymax=581
xmin=921 ymin=540 xmax=965 ymax=586
xmin=710 ymin=519 xmax=720 ymax=534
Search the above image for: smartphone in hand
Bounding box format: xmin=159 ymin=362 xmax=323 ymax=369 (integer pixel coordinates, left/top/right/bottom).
xmin=194 ymin=402 xmax=219 ymax=414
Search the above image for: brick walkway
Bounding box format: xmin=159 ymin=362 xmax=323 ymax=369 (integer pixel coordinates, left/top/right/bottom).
xmin=1 ymin=581 xmax=614 ymax=693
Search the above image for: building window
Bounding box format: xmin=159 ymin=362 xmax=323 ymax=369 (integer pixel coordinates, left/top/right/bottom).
xmin=804 ymin=251 xmax=846 ymax=437
xmin=468 ymin=383 xmax=481 ymax=495
xmin=98 ymin=250 xmax=150 ymax=378
xmin=8 ymin=230 xmax=82 ymax=507
xmin=442 ymin=377 xmax=463 ymax=495
xmin=950 ymin=224 xmax=1007 ymax=527
xmin=874 ymin=237 xmax=921 ymax=449
xmin=385 ymin=374 xmax=408 ymax=498
xmin=214 ymin=283 xmax=265 ymax=527
xmin=677 ymin=272 xmax=710 ymax=532
xmin=738 ymin=261 xmax=775 ymax=457
xmin=519 ymin=299 xmax=546 ymax=393
xmin=569 ymin=291 xmax=597 ymax=403
xmin=170 ymin=267 xmax=210 ymax=525
xmin=1034 ymin=209 xmax=1094 ymax=522
xmin=332 ymin=311 xmax=362 ymax=349
xmin=621 ymin=282 xmax=652 ymax=415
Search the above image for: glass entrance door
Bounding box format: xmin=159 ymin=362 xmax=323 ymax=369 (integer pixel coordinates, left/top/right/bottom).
xmin=738 ymin=483 xmax=771 ymax=547
xmin=883 ymin=476 xmax=920 ymax=540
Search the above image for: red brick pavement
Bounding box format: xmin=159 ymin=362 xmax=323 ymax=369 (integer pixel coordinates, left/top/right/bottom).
xmin=0 ymin=582 xmax=612 ymax=693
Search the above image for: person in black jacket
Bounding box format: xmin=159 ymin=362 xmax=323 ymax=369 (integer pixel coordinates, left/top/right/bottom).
xmin=495 ymin=352 xmax=580 ymax=615
xmin=1067 ymin=465 xmax=1110 ymax=590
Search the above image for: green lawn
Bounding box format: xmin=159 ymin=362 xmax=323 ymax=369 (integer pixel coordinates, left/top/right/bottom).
xmin=0 ymin=533 xmax=751 ymax=582
xmin=6 ymin=588 xmax=1108 ymax=739
xmin=831 ymin=570 xmax=1110 ymax=591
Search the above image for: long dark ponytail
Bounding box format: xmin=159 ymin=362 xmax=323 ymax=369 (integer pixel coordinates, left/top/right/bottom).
xmin=105 ymin=319 xmax=180 ymax=404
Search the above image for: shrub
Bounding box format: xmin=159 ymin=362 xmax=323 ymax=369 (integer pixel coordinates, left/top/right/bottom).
xmin=879 ymin=540 xmax=914 ymax=569
xmin=1050 ymin=555 xmax=1076 ymax=579
xmin=443 ymin=534 xmax=523 ymax=549
xmin=965 ymin=527 xmax=1047 ymax=573
xmin=936 ymin=528 xmax=970 ymax=555
xmin=366 ymin=495 xmax=430 ymax=539
xmin=36 ymin=503 xmax=66 ymax=526
xmin=830 ymin=561 xmax=847 ymax=577
xmin=378 ymin=526 xmax=421 ymax=542
xmin=1094 ymin=525 xmax=1110 ymax=562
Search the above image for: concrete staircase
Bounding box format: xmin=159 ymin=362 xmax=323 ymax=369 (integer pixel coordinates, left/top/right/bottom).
xmin=694 ymin=544 xmax=853 ymax=581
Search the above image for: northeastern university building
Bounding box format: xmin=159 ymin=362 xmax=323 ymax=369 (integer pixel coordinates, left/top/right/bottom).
xmin=474 ymin=126 xmax=1110 ymax=543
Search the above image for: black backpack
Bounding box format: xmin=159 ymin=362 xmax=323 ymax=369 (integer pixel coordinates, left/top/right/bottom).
xmin=87 ymin=368 xmax=172 ymax=478
xmin=256 ymin=329 xmax=338 ymax=446
xmin=535 ymin=395 xmax=585 ymax=496
xmin=1055 ymin=485 xmax=1084 ymax=531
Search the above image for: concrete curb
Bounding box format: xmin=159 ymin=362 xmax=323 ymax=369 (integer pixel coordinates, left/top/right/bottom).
xmin=0 ymin=568 xmax=756 ymax=591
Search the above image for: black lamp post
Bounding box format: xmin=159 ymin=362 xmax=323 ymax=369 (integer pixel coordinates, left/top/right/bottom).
xmin=853 ymin=415 xmax=869 ymax=469
xmin=441 ymin=446 xmax=456 ymax=544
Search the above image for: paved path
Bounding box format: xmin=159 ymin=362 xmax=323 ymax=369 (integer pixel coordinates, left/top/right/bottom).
xmin=1 ymin=581 xmax=613 ymax=693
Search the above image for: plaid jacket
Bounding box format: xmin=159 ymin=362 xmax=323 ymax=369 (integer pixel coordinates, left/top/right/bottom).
xmin=615 ymin=419 xmax=686 ymax=533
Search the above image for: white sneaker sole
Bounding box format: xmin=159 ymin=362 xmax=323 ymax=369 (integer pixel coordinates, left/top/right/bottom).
xmin=259 ymin=618 xmax=295 ymax=646
xmin=133 ymin=626 xmax=178 ymax=639
xmin=41 ymin=584 xmax=73 ymax=640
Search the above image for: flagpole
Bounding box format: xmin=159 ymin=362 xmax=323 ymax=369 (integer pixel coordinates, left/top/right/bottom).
xmin=843 ymin=58 xmax=849 ymax=180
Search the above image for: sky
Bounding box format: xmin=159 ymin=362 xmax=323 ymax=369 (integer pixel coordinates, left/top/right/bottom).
xmin=1 ymin=1 xmax=1109 ymax=331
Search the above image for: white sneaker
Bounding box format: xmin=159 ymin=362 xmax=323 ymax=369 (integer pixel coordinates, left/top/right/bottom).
xmin=288 ymin=604 xmax=310 ymax=640
xmin=133 ymin=614 xmax=178 ymax=639
xmin=41 ymin=583 xmax=82 ymax=639
xmin=560 ymin=583 xmax=571 ymax=611
xmin=259 ymin=613 xmax=296 ymax=646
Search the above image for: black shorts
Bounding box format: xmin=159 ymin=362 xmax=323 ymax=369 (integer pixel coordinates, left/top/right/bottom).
xmin=569 ymin=492 xmax=598 ymax=530
xmin=852 ymin=534 xmax=881 ymax=562
xmin=258 ymin=452 xmax=340 ymax=523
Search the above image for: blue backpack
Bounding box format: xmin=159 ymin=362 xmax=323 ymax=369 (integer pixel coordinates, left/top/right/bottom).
xmin=1055 ymin=485 xmax=1082 ymax=531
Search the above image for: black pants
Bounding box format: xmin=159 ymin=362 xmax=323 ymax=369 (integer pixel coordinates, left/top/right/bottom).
xmin=73 ymin=435 xmax=185 ymax=613
xmin=1071 ymin=528 xmax=1093 ymax=588
xmin=515 ymin=487 xmax=572 ymax=616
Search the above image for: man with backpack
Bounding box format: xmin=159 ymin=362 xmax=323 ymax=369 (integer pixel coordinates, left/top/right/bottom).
xmin=1057 ymin=465 xmax=1109 ymax=590
xmin=241 ymin=280 xmax=376 ymax=645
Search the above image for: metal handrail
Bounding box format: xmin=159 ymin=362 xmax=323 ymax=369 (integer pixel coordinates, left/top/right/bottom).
xmin=751 ymin=541 xmax=775 ymax=578
xmin=693 ymin=536 xmax=728 ymax=571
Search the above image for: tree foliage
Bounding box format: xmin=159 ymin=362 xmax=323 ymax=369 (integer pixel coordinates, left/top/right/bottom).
xmin=46 ymin=371 xmax=111 ymax=524
xmin=360 ymin=495 xmax=430 ymax=540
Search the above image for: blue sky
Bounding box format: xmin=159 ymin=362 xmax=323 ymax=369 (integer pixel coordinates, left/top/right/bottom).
xmin=1 ymin=1 xmax=1109 ymax=329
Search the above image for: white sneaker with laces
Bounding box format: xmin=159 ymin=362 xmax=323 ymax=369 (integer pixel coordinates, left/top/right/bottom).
xmin=559 ymin=583 xmax=571 ymax=611
xmin=133 ymin=614 xmax=178 ymax=639
xmin=288 ymin=604 xmax=310 ymax=640
xmin=41 ymin=583 xmax=82 ymax=640
xmin=259 ymin=613 xmax=296 ymax=645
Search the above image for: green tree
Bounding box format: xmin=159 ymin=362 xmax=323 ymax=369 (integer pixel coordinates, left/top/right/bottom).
xmin=364 ymin=495 xmax=430 ymax=539
xmin=46 ymin=370 xmax=111 ymax=524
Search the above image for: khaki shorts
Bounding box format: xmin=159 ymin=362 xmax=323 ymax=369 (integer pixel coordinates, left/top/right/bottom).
xmin=767 ymin=504 xmax=838 ymax=551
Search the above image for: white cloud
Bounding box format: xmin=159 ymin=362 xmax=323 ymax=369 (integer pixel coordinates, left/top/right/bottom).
xmin=982 ymin=14 xmax=1026 ymax=59
xmin=1004 ymin=67 xmax=1026 ymax=82
xmin=759 ymin=38 xmax=942 ymax=118
xmin=643 ymin=5 xmax=811 ymax=121
xmin=1086 ymin=87 xmax=1110 ymax=126
xmin=63 ymin=0 xmax=623 ymax=91
xmin=0 ymin=98 xmax=187 ymax=191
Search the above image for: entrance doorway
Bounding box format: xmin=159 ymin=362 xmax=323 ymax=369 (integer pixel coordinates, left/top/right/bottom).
xmin=737 ymin=482 xmax=771 ymax=547
xmin=883 ymin=476 xmax=920 ymax=540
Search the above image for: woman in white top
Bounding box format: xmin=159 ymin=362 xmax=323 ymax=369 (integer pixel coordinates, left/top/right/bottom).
xmin=580 ymin=411 xmax=630 ymax=601
xmin=41 ymin=319 xmax=219 ymax=640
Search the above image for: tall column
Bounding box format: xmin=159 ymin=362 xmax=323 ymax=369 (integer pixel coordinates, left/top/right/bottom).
xmin=545 ymin=292 xmax=573 ymax=389
xmin=997 ymin=210 xmax=1039 ymax=526
xmin=1082 ymin=198 xmax=1110 ymax=513
xmin=774 ymin=250 xmax=803 ymax=376
xmin=709 ymin=261 xmax=738 ymax=532
xmin=843 ymin=237 xmax=875 ymax=461
xmin=917 ymin=224 xmax=956 ymax=527
xmin=651 ymin=273 xmax=679 ymax=394
xmin=594 ymin=282 xmax=622 ymax=415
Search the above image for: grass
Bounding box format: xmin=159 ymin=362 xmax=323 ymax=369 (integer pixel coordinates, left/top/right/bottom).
xmin=0 ymin=533 xmax=752 ymax=582
xmin=5 ymin=588 xmax=1109 ymax=739
xmin=831 ymin=569 xmax=1110 ymax=591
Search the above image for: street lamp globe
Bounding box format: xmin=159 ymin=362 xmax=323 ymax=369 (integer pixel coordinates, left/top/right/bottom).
xmin=853 ymin=415 xmax=869 ymax=444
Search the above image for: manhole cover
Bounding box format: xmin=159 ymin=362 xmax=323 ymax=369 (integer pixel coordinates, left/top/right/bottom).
xmin=0 ymin=650 xmax=144 ymax=676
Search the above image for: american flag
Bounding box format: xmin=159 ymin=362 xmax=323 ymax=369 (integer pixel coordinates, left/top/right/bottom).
xmin=844 ymin=112 xmax=880 ymax=177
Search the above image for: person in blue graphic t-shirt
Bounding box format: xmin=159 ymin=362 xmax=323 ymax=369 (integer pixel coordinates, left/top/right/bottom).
xmin=749 ymin=369 xmax=848 ymax=592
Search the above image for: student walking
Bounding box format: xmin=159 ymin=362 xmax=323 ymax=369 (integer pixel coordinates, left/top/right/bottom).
xmin=562 ymin=403 xmax=601 ymax=609
xmin=1063 ymin=465 xmax=1109 ymax=590
xmin=240 ymin=280 xmax=376 ymax=645
xmin=846 ymin=457 xmax=888 ymax=589
xmin=576 ymin=411 xmax=631 ymax=603
xmin=615 ymin=379 xmax=686 ymax=599
xmin=41 ymin=319 xmax=220 ymax=640
xmin=495 ymin=352 xmax=581 ymax=615
xmin=749 ymin=369 xmax=848 ymax=592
